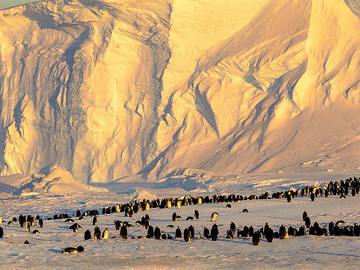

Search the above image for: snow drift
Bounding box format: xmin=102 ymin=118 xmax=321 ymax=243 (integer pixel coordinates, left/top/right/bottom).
xmin=0 ymin=0 xmax=360 ymax=183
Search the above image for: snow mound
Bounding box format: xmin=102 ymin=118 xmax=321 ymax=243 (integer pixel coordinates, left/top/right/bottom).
xmin=15 ymin=165 xmax=108 ymax=195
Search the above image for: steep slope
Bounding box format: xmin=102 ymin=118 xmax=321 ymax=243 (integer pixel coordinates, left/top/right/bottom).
xmin=0 ymin=0 xmax=359 ymax=183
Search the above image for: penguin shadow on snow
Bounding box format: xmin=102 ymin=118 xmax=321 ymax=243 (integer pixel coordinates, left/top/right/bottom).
xmin=216 ymin=238 xmax=254 ymax=246
xmin=48 ymin=248 xmax=63 ymax=254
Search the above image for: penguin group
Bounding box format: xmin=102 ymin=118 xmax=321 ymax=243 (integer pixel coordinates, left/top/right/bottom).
xmin=0 ymin=176 xmax=359 ymax=254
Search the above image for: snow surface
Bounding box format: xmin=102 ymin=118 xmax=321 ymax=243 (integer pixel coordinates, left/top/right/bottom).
xmin=0 ymin=170 xmax=360 ymax=269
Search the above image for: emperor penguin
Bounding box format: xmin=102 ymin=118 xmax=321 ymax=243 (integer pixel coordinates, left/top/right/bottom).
xmin=62 ymin=246 xmax=84 ymax=254
xmin=184 ymin=228 xmax=190 ymax=242
xmin=94 ymin=226 xmax=101 ymax=239
xmin=177 ymin=200 xmax=182 ymax=209
xmin=211 ymin=212 xmax=219 ymax=222
xmin=252 ymin=231 xmax=261 ymax=245
xmin=93 ymin=216 xmax=98 ymax=226
xmin=194 ymin=210 xmax=199 ymax=219
xmin=84 ymin=230 xmax=92 ymax=240
xmin=102 ymin=228 xmax=109 ymax=240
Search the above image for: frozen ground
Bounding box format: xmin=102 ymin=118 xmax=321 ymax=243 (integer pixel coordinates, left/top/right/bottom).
xmin=0 ymin=172 xmax=359 ymax=269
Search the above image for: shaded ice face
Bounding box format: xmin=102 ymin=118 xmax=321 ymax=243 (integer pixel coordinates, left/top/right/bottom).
xmin=0 ymin=0 xmax=38 ymax=10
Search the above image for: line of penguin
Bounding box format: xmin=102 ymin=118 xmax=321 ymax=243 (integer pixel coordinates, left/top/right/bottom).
xmin=0 ymin=177 xmax=359 ymax=253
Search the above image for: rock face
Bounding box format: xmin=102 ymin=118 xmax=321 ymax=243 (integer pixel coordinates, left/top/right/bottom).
xmin=0 ymin=0 xmax=359 ymax=183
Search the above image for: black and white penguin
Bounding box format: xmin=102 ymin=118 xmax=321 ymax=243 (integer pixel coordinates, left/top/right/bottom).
xmin=172 ymin=212 xmax=177 ymax=222
xmin=120 ymin=225 xmax=128 ymax=239
xmin=298 ymin=225 xmax=305 ymax=236
xmin=84 ymin=229 xmax=92 ymax=240
xmin=62 ymin=246 xmax=84 ymax=254
xmin=194 ymin=210 xmax=199 ymax=219
xmin=39 ymin=219 xmax=44 ymax=228
xmin=304 ymin=216 xmax=311 ymax=228
xmin=211 ymin=224 xmax=219 ymax=241
xmin=70 ymin=223 xmax=82 ymax=232
xmin=230 ymin=222 xmax=236 ymax=236
xmin=211 ymin=212 xmax=219 ymax=222
xmin=264 ymin=226 xmax=274 ymax=242
xmin=226 ymin=204 xmax=232 ymax=208
xmin=0 ymin=226 xmax=3 ymax=238
xmin=102 ymin=228 xmax=109 ymax=240
xmin=203 ymin=227 xmax=210 ymax=239
xmin=147 ymin=225 xmax=154 ymax=238
xmin=94 ymin=226 xmax=101 ymax=239
xmin=184 ymin=228 xmax=190 ymax=242
xmin=288 ymin=226 xmax=296 ymax=237
xmin=226 ymin=230 xmax=234 ymax=239
xmin=189 ymin=225 xmax=195 ymax=239
xmin=252 ymin=231 xmax=261 ymax=245
xmin=154 ymin=227 xmax=161 ymax=240
xmin=279 ymin=225 xmax=288 ymax=240
xmin=19 ymin=215 xmax=25 ymax=228
xmin=114 ymin=220 xmax=121 ymax=231
xmin=175 ymin=226 xmax=181 ymax=239
xmin=25 ymin=222 xmax=31 ymax=232
xmin=93 ymin=216 xmax=98 ymax=226
xmin=302 ymin=211 xmax=308 ymax=221
xmin=65 ymin=218 xmax=75 ymax=223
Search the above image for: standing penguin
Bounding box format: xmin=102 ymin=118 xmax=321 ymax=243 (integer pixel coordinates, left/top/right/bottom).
xmin=279 ymin=225 xmax=288 ymax=240
xmin=39 ymin=219 xmax=44 ymax=228
xmin=177 ymin=200 xmax=182 ymax=209
xmin=230 ymin=222 xmax=236 ymax=236
xmin=120 ymin=225 xmax=128 ymax=239
xmin=302 ymin=211 xmax=308 ymax=221
xmin=310 ymin=193 xmax=315 ymax=202
xmin=147 ymin=226 xmax=154 ymax=238
xmin=84 ymin=229 xmax=92 ymax=240
xmin=211 ymin=224 xmax=219 ymax=241
xmin=102 ymin=228 xmax=109 ymax=240
xmin=154 ymin=227 xmax=161 ymax=240
xmin=175 ymin=227 xmax=182 ymax=238
xmin=114 ymin=220 xmax=121 ymax=231
xmin=184 ymin=228 xmax=190 ymax=242
xmin=25 ymin=222 xmax=31 ymax=232
xmin=264 ymin=226 xmax=273 ymax=242
xmin=172 ymin=212 xmax=177 ymax=222
xmin=94 ymin=226 xmax=101 ymax=239
xmin=19 ymin=215 xmax=25 ymax=228
xmin=93 ymin=216 xmax=98 ymax=226
xmin=0 ymin=226 xmax=3 ymax=238
xmin=252 ymin=231 xmax=261 ymax=245
xmin=304 ymin=216 xmax=311 ymax=228
xmin=194 ymin=210 xmax=199 ymax=220
xmin=188 ymin=225 xmax=195 ymax=239
xmin=203 ymin=227 xmax=210 ymax=239
xmin=298 ymin=225 xmax=305 ymax=236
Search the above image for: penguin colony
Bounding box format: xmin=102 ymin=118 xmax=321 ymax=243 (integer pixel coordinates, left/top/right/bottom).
xmin=0 ymin=177 xmax=359 ymax=253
